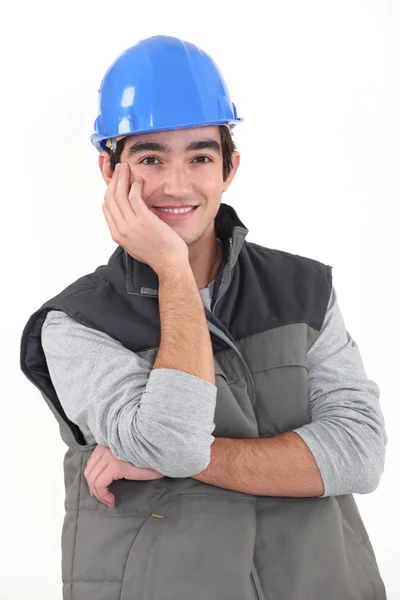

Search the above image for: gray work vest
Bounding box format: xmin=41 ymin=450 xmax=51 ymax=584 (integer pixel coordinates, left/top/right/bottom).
xmin=20 ymin=203 xmax=386 ymax=599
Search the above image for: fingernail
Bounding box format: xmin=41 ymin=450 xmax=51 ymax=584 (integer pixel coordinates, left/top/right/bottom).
xmin=115 ymin=163 xmax=121 ymax=172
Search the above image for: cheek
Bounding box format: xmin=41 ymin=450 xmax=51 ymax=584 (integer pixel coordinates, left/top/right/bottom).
xmin=194 ymin=169 xmax=222 ymax=196
xmin=201 ymin=181 xmax=223 ymax=199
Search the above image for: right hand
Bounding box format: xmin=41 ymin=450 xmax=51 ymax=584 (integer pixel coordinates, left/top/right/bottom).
xmin=84 ymin=444 xmax=165 ymax=508
xmin=102 ymin=161 xmax=189 ymax=275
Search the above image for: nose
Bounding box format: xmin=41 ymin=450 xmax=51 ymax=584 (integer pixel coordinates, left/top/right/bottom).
xmin=162 ymin=162 xmax=193 ymax=198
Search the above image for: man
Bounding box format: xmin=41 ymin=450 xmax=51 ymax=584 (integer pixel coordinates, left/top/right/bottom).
xmin=20 ymin=35 xmax=387 ymax=599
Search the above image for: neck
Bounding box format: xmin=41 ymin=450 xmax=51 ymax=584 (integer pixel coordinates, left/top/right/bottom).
xmin=189 ymin=232 xmax=225 ymax=290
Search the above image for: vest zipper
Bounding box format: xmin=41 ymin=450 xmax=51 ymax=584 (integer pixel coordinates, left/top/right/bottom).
xmin=212 ymin=237 xmax=233 ymax=314
xmin=141 ymin=237 xmax=256 ymax=405
xmin=209 ymin=236 xmax=256 ymax=406
xmin=207 ymin=321 xmax=256 ymax=407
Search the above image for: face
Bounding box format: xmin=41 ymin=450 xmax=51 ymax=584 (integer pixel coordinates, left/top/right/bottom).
xmin=99 ymin=126 xmax=240 ymax=248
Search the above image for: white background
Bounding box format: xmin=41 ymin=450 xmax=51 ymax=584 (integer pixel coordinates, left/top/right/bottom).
xmin=2 ymin=0 xmax=399 ymax=598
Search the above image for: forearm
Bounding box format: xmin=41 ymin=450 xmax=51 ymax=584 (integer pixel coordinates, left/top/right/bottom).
xmin=153 ymin=263 xmax=215 ymax=385
xmin=191 ymin=432 xmax=325 ymax=497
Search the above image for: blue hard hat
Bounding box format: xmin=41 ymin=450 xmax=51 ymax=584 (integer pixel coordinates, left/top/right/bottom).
xmin=90 ymin=35 xmax=243 ymax=152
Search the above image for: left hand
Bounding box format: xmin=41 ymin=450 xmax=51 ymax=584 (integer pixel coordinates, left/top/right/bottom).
xmin=84 ymin=445 xmax=165 ymax=508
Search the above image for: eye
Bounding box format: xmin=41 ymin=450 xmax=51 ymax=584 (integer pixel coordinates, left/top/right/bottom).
xmin=193 ymin=156 xmax=212 ymax=163
xmin=140 ymin=156 xmax=161 ymax=165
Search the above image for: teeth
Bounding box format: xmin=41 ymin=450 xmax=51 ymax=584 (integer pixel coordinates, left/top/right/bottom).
xmin=157 ymin=207 xmax=196 ymax=214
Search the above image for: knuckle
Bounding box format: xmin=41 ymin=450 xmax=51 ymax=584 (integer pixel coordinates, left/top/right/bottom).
xmin=108 ymin=454 xmax=117 ymax=468
xmin=114 ymin=191 xmax=123 ymax=204
xmin=118 ymin=225 xmax=129 ymax=238
xmin=113 ymin=464 xmax=122 ymax=479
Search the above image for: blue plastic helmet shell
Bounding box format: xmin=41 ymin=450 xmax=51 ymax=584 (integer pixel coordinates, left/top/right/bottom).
xmin=90 ymin=35 xmax=243 ymax=152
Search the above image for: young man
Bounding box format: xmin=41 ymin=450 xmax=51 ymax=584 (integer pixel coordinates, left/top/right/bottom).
xmin=20 ymin=35 xmax=387 ymax=599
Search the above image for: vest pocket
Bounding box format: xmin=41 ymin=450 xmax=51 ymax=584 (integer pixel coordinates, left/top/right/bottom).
xmin=213 ymin=357 xmax=259 ymax=439
xmin=253 ymin=496 xmax=386 ymax=600
xmin=236 ymin=324 xmax=311 ymax=435
xmin=120 ymin=492 xmax=258 ymax=600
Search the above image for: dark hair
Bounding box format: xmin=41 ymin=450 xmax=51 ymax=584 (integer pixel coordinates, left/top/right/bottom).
xmin=107 ymin=125 xmax=237 ymax=181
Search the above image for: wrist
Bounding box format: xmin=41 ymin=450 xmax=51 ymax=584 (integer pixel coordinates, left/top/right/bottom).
xmin=156 ymin=260 xmax=192 ymax=282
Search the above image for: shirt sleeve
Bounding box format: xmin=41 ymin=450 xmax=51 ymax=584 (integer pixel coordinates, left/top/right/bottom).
xmin=294 ymin=286 xmax=388 ymax=497
xmin=41 ymin=310 xmax=217 ymax=478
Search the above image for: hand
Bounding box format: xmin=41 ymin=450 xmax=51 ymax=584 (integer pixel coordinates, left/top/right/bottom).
xmin=102 ymin=162 xmax=189 ymax=274
xmin=83 ymin=444 xmax=165 ymax=508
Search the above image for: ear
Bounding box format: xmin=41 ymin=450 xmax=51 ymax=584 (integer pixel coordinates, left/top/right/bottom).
xmin=222 ymin=151 xmax=240 ymax=193
xmin=99 ymin=151 xmax=114 ymax=185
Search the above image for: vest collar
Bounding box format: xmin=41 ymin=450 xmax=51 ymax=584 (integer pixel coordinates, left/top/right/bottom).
xmin=124 ymin=202 xmax=249 ymax=296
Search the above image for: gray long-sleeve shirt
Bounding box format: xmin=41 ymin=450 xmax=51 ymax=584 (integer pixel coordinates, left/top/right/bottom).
xmin=41 ymin=281 xmax=387 ymax=495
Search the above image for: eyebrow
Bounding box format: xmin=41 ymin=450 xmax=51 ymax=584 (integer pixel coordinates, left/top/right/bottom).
xmin=126 ymin=139 xmax=221 ymax=157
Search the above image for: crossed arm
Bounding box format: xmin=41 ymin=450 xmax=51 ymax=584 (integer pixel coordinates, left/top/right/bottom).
xmin=84 ymin=264 xmax=324 ymax=505
xmin=191 ymin=433 xmax=324 ymax=496
xmin=43 ymin=259 xmax=386 ymax=505
xmin=83 ymin=265 xmax=385 ymax=506
xmin=84 ymin=432 xmax=324 ymax=508
xmin=150 ymin=262 xmax=325 ymax=496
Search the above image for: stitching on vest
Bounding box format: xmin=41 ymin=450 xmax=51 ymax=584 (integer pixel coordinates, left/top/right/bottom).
xmin=51 ymin=303 xmax=99 ymax=331
xmin=250 ymin=364 xmax=307 ymax=375
xmin=66 ymin=508 xmax=153 ymax=518
xmin=65 ymin=580 xmax=122 ymax=584
xmin=69 ymin=454 xmax=83 ymax=599
xmin=68 ymin=491 xmax=257 ymax=519
xmin=235 ymin=320 xmax=319 ymax=345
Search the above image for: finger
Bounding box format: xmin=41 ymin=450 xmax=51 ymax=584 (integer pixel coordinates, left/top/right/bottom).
xmin=128 ymin=176 xmax=145 ymax=216
xmin=102 ymin=202 xmax=120 ymax=241
xmin=93 ymin=468 xmax=116 ymax=507
xmin=104 ymin=163 xmax=129 ymax=231
xmin=86 ymin=459 xmax=109 ymax=500
xmin=114 ymin=162 xmax=137 ymax=221
xmin=84 ymin=445 xmax=106 ymax=480
xmin=104 ymin=162 xmax=122 ymax=205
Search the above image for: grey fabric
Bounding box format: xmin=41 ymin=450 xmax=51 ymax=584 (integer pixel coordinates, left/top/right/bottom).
xmin=295 ymin=286 xmax=386 ymax=496
xmin=41 ymin=283 xmax=386 ymax=496
xmin=20 ymin=202 xmax=388 ymax=599
xmin=40 ymin=282 xmax=217 ymax=478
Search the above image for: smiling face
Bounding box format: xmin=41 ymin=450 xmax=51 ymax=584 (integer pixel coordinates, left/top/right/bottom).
xmin=99 ymin=126 xmax=240 ymax=249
